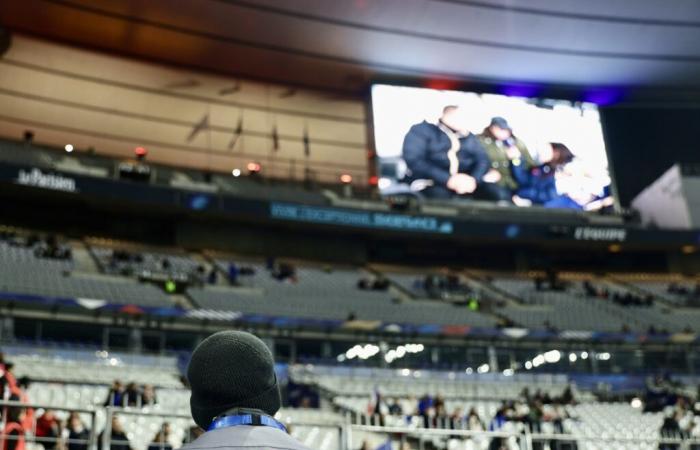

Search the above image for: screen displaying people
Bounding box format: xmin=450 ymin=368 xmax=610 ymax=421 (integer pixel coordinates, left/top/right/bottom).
xmin=372 ymin=84 xmax=614 ymax=211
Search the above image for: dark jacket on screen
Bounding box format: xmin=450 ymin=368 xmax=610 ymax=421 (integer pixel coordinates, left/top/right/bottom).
xmin=402 ymin=121 xmax=490 ymax=187
xmin=511 ymin=163 xmax=559 ymax=205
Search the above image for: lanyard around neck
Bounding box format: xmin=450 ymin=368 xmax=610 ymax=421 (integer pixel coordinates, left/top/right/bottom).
xmin=208 ymin=414 xmax=287 ymax=433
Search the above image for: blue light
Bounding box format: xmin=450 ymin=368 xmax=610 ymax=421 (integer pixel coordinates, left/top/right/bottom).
xmin=188 ymin=194 xmax=211 ymax=210
xmin=498 ymin=83 xmax=542 ymax=98
xmin=505 ymin=224 xmax=521 ymax=239
xmin=582 ymin=88 xmax=624 ymax=106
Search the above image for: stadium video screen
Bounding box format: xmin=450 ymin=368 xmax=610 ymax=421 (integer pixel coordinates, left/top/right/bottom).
xmin=371 ymin=84 xmax=614 ymax=211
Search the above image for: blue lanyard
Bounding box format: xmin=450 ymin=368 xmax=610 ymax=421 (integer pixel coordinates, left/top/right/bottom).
xmin=208 ymin=414 xmax=287 ymax=433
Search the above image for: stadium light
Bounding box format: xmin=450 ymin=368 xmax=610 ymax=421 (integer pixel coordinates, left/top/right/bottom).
xmin=64 ymin=144 xmax=74 ymax=153
xmin=477 ymin=364 xmax=490 ymax=374
xmin=134 ymin=146 xmax=148 ymax=158
xmin=580 ymin=351 xmax=589 ymax=360
xmin=465 ymin=368 xmax=473 ymax=375
xmin=569 ymin=353 xmax=578 ymax=363
xmin=630 ymin=398 xmax=643 ymax=409
xmin=544 ymin=350 xmax=561 ymax=364
xmin=340 ymin=173 xmax=352 ymax=184
xmin=232 ymin=168 xmax=241 ymax=177
xmin=502 ymin=369 xmax=514 ymax=376
xmin=596 ymin=352 xmax=612 ymax=361
xmin=524 ymin=361 xmax=533 ymax=370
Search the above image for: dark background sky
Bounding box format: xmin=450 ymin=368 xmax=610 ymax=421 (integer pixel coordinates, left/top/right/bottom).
xmin=602 ymin=106 xmax=700 ymax=206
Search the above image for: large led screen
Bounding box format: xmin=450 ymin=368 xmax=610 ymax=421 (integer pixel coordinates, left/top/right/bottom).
xmin=372 ymin=84 xmax=614 ymax=211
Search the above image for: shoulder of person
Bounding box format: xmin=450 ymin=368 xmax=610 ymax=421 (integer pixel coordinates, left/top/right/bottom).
xmin=477 ymin=134 xmax=493 ymax=144
xmin=408 ymin=121 xmax=438 ymax=136
xmin=182 ymin=426 xmax=312 ymax=450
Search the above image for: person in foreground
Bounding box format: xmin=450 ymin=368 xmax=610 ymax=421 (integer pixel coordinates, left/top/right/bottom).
xmin=181 ymin=330 xmax=312 ymax=450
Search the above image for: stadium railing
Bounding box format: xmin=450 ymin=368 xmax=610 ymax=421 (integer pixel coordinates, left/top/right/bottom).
xmin=3 ymin=400 xmax=700 ymax=450
xmin=0 ymin=400 xmax=98 ymax=450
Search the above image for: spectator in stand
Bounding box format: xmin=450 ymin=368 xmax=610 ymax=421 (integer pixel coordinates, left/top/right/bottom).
xmin=66 ymin=412 xmax=90 ymax=450
xmin=449 ymin=407 xmax=463 ymax=429
xmin=466 ymin=407 xmax=485 ymax=431
xmin=35 ymin=409 xmax=61 ymax=450
xmin=142 ymin=384 xmax=157 ymax=406
xmin=2 ymin=401 xmax=26 ymax=450
xmin=124 ymin=382 xmax=141 ymax=407
xmin=227 ymin=262 xmax=239 ymax=286
xmin=104 ymin=381 xmax=125 ymax=407
xmin=418 ymin=394 xmax=433 ymax=428
xmin=387 ymin=399 xmax=403 ymax=416
xmin=147 ymin=423 xmax=173 ymax=450
xmin=271 ymin=262 xmax=297 ymax=283
xmin=659 ymin=407 xmax=684 ymax=450
xmin=98 ymin=416 xmax=131 ymax=450
xmin=549 ymin=402 xmax=568 ymax=434
xmin=207 ymin=267 xmax=218 ymax=285
xmin=0 ymin=354 xmax=20 ymax=398
xmin=192 ymin=266 xmax=207 ymax=286
xmin=559 ymin=385 xmax=575 ymax=405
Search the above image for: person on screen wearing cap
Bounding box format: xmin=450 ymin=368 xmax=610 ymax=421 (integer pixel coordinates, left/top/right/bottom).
xmin=181 ymin=331 xmax=312 ymax=450
xmin=402 ymin=105 xmax=494 ymax=200
xmin=478 ymin=117 xmax=535 ymax=203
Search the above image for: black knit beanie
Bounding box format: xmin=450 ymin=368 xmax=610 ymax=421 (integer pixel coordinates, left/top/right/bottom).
xmin=187 ymin=331 xmax=281 ymax=430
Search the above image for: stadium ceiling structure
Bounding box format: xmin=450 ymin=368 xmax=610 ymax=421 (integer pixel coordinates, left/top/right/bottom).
xmin=2 ymin=0 xmax=700 ymax=98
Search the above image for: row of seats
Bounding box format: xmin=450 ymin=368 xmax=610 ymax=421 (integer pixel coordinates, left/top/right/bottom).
xmin=0 ymin=265 xmax=174 ymax=307
xmin=291 ymin=366 xmax=581 ymax=401
xmin=90 ymin=246 xmax=203 ymax=278
xmin=190 ymin=262 xmax=497 ymax=327
xmin=491 ymin=277 xmax=700 ymax=332
xmin=10 ymin=352 xmax=183 ymax=388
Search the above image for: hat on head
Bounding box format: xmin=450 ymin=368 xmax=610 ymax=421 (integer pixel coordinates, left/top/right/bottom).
xmin=489 ymin=117 xmax=512 ymax=131
xmin=187 ymin=331 xmax=281 ymax=430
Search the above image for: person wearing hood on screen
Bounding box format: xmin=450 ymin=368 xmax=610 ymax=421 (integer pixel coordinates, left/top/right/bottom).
xmin=401 ymin=105 xmax=496 ymax=200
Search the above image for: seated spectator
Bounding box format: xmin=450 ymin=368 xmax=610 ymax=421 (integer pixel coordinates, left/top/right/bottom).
xmin=206 ymin=267 xmax=218 ymax=285
xmin=271 ymin=262 xmax=297 ymax=283
xmin=98 ymin=416 xmax=131 ymax=450
xmin=2 ymin=401 xmax=26 ymax=450
xmin=141 ymin=384 xmax=157 ymax=406
xmin=466 ymin=407 xmax=485 ymax=431
xmin=0 ymin=353 xmax=19 ymax=396
xmin=388 ymin=398 xmax=403 ymax=416
xmin=66 ymin=412 xmax=90 ymax=450
xmin=227 ymin=262 xmax=239 ymax=285
xmin=35 ymin=409 xmax=61 ymax=450
xmin=124 ymin=382 xmax=141 ymax=407
xmin=448 ymin=407 xmax=463 ymax=429
xmin=147 ymin=423 xmax=173 ymax=450
xmin=559 ymin=385 xmax=576 ymax=405
xmin=549 ymin=402 xmax=568 ymax=434
xmin=104 ymin=380 xmax=125 ymax=407
xmin=357 ymin=276 xmax=390 ymax=291
xmin=191 ymin=265 xmax=207 ymax=286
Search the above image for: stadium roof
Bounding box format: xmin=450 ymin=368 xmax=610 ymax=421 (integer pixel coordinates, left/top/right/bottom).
xmin=2 ymin=0 xmax=700 ymax=97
